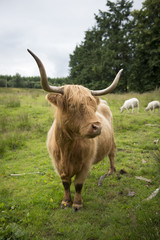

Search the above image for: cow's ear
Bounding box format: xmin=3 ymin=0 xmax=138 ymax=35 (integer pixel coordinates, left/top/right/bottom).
xmin=94 ymin=96 xmax=100 ymax=105
xmin=46 ymin=93 xmax=63 ymax=107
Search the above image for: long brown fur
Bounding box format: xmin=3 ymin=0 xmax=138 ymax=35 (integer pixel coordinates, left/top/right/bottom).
xmin=46 ymin=85 xmax=116 ymax=210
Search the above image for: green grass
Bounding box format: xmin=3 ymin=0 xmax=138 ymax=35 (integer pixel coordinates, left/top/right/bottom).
xmin=0 ymin=88 xmax=160 ymax=240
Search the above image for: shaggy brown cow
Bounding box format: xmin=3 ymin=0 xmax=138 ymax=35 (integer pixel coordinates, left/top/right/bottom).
xmin=28 ymin=49 xmax=123 ymax=211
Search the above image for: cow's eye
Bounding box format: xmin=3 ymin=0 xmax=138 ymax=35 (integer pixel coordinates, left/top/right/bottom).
xmin=69 ymin=104 xmax=76 ymax=111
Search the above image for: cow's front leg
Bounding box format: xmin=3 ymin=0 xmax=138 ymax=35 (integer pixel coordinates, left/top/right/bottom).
xmin=72 ymin=165 xmax=91 ymax=211
xmin=61 ymin=181 xmax=72 ymax=208
xmin=72 ymin=183 xmax=83 ymax=211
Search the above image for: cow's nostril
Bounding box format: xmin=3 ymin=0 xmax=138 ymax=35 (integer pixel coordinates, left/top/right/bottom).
xmin=92 ymin=123 xmax=102 ymax=133
xmin=92 ymin=124 xmax=98 ymax=130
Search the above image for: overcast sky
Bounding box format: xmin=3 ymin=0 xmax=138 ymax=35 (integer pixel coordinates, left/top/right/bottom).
xmin=0 ymin=0 xmax=143 ymax=78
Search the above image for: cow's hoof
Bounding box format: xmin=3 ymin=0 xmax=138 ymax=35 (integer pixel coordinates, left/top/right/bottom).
xmin=72 ymin=203 xmax=83 ymax=211
xmin=61 ymin=200 xmax=72 ymax=209
xmin=108 ymin=168 xmax=116 ymax=175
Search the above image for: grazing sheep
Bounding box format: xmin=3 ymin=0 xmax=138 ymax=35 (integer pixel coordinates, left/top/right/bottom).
xmin=145 ymin=101 xmax=160 ymax=112
xmin=120 ymin=98 xmax=139 ymax=113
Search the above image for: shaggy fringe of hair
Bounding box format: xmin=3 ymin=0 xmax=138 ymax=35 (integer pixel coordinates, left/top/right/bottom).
xmin=64 ymin=85 xmax=98 ymax=111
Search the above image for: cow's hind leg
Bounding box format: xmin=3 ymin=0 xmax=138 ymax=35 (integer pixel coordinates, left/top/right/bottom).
xmin=108 ymin=151 xmax=116 ymax=175
xmin=98 ymin=145 xmax=116 ymax=186
xmin=61 ymin=180 xmax=72 ymax=209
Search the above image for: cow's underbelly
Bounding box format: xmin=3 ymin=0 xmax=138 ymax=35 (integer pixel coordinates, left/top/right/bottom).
xmin=50 ymin=138 xmax=97 ymax=178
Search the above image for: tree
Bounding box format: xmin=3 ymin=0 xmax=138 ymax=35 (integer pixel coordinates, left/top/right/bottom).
xmin=131 ymin=0 xmax=160 ymax=92
xmin=95 ymin=0 xmax=133 ymax=92
xmin=69 ymin=0 xmax=134 ymax=92
xmin=12 ymin=73 xmax=25 ymax=88
xmin=0 ymin=78 xmax=7 ymax=87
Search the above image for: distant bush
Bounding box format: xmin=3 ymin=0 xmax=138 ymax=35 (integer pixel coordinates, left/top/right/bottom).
xmin=0 ymin=78 xmax=7 ymax=87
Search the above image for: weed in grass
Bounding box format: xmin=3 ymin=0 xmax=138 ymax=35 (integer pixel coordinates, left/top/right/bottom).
xmin=0 ymin=140 xmax=6 ymax=155
xmin=17 ymin=113 xmax=31 ymax=131
xmin=0 ymin=116 xmax=9 ymax=133
xmin=0 ymin=131 xmax=26 ymax=155
xmin=6 ymin=97 xmax=21 ymax=108
xmin=153 ymin=146 xmax=160 ymax=172
xmin=0 ymin=222 xmax=27 ymax=240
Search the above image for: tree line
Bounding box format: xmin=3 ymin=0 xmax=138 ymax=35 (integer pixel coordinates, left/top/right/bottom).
xmin=69 ymin=0 xmax=160 ymax=92
xmin=0 ymin=74 xmax=68 ymax=89
xmin=0 ymin=0 xmax=160 ymax=92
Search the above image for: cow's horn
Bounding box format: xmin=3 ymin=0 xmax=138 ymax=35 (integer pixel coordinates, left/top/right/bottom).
xmin=91 ymin=69 xmax=123 ymax=96
xmin=27 ymin=49 xmax=64 ymax=94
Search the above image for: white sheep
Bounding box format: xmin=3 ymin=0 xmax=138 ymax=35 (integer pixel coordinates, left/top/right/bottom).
xmin=120 ymin=98 xmax=139 ymax=113
xmin=145 ymin=101 xmax=160 ymax=112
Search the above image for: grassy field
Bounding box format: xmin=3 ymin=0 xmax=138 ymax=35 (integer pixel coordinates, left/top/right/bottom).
xmin=0 ymin=87 xmax=160 ymax=240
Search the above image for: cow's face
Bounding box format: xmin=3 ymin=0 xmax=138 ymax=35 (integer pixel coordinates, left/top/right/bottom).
xmin=46 ymin=85 xmax=102 ymax=138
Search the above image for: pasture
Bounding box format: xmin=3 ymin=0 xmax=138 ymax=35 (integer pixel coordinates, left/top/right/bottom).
xmin=0 ymin=87 xmax=160 ymax=240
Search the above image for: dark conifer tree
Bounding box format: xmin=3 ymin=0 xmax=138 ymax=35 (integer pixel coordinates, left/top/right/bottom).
xmin=131 ymin=0 xmax=160 ymax=92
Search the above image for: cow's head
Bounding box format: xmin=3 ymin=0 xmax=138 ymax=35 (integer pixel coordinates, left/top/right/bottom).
xmin=27 ymin=49 xmax=123 ymax=139
xmin=46 ymin=85 xmax=102 ymax=138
